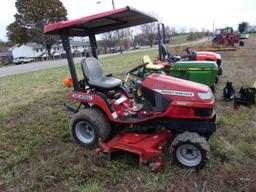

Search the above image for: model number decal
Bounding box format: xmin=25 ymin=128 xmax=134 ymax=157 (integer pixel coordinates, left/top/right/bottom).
xmin=154 ymin=89 xmax=194 ymax=97
xmin=72 ymin=93 xmax=93 ymax=100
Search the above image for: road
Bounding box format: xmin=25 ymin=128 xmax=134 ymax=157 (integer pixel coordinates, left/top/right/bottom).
xmin=0 ymin=47 xmax=157 ymax=78
xmin=0 ymin=38 xmax=210 ymax=78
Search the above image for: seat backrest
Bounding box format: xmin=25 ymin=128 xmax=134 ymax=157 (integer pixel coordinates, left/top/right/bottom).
xmin=81 ymin=57 xmax=103 ymax=81
xmin=142 ymin=55 xmax=153 ymax=65
xmin=143 ymin=55 xmax=163 ymax=70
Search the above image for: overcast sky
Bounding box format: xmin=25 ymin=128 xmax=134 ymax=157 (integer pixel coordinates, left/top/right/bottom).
xmin=0 ymin=0 xmax=256 ymax=41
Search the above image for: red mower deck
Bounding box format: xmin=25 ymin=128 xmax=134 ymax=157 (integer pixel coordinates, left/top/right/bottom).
xmin=97 ymin=129 xmax=172 ymax=170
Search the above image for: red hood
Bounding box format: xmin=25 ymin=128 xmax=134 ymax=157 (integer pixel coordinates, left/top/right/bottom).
xmin=193 ymin=51 xmax=222 ymax=62
xmin=143 ymin=73 xmax=213 ymax=100
xmin=196 ymin=51 xmax=221 ymax=59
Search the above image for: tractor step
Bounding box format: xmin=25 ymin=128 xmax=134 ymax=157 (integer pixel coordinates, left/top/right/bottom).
xmin=96 ymin=129 xmax=172 ymax=171
xmin=64 ymin=102 xmax=81 ymax=113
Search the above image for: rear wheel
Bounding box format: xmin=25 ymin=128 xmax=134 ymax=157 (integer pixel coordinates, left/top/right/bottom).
xmin=239 ymin=41 xmax=244 ymax=46
xmin=170 ymin=132 xmax=209 ymax=169
xmin=69 ymin=108 xmax=111 ymax=148
xmin=210 ymin=85 xmax=215 ymax=94
xmin=215 ymin=76 xmax=219 ymax=84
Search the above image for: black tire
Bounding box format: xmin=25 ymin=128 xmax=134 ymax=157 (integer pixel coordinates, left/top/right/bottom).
xmin=215 ymin=76 xmax=219 ymax=84
xmin=239 ymin=41 xmax=244 ymax=46
xmin=218 ymin=67 xmax=223 ymax=76
xmin=210 ymin=85 xmax=215 ymax=94
xmin=170 ymin=132 xmax=209 ymax=169
xmin=234 ymin=102 xmax=240 ymax=109
xmin=69 ymin=108 xmax=112 ymax=148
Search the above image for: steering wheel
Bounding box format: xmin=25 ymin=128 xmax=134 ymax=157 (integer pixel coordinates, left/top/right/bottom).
xmin=124 ymin=63 xmax=148 ymax=92
xmin=182 ymin=47 xmax=191 ymax=55
xmin=125 ymin=63 xmax=147 ymax=79
xmin=124 ymin=63 xmax=148 ymax=98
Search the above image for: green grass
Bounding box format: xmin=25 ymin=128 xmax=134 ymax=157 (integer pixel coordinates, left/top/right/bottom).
xmin=1 ymin=45 xmax=256 ymax=191
xmin=248 ymin=32 xmax=256 ymax=37
xmin=0 ymin=63 xmax=15 ymax=68
xmin=0 ymin=49 xmax=157 ymax=116
xmin=173 ymin=34 xmax=190 ymax=44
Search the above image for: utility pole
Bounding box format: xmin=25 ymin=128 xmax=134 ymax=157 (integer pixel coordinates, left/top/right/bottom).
xmin=97 ymin=0 xmax=123 ymax=54
xmin=111 ymin=0 xmax=115 ymax=9
xmin=111 ymin=0 xmax=122 ymax=54
xmin=212 ymin=21 xmax=215 ymax=36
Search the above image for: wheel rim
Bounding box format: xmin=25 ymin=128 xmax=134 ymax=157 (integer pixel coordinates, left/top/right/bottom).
xmin=75 ymin=121 xmax=95 ymax=144
xmin=176 ymin=143 xmax=202 ymax=167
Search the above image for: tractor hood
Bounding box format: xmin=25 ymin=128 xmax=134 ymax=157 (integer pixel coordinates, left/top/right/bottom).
xmin=172 ymin=61 xmax=218 ymax=69
xmin=142 ymin=73 xmax=214 ymax=106
xmin=196 ymin=51 xmax=221 ymax=60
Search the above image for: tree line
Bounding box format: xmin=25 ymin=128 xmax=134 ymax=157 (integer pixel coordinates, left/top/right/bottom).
xmin=5 ymin=0 xmax=213 ymax=56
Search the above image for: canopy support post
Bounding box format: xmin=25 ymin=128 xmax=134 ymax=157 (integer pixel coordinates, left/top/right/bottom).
xmin=157 ymin=23 xmax=162 ymax=60
xmin=158 ymin=23 xmax=166 ymax=61
xmin=89 ymin=33 xmax=98 ymax=59
xmin=60 ymin=31 xmax=80 ymax=90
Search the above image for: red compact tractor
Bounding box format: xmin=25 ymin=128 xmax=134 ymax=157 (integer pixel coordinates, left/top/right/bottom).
xmin=212 ymin=27 xmax=244 ymax=47
xmin=44 ymin=6 xmax=217 ymax=170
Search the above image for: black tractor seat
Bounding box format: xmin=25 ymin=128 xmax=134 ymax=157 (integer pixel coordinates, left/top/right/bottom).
xmin=81 ymin=57 xmax=122 ymax=90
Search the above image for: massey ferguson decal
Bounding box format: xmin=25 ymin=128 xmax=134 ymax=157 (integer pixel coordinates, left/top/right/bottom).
xmin=72 ymin=93 xmax=93 ymax=100
xmin=154 ymin=89 xmax=195 ymax=97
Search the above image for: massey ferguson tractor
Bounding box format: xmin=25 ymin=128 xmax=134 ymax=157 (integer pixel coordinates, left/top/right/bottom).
xmin=44 ymin=6 xmax=217 ymax=170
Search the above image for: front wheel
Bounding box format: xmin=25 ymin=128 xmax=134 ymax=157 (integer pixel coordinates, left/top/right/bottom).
xmin=170 ymin=132 xmax=209 ymax=169
xmin=69 ymin=108 xmax=112 ymax=148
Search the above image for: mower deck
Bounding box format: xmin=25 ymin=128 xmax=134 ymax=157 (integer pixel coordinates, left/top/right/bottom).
xmin=96 ymin=129 xmax=172 ymax=170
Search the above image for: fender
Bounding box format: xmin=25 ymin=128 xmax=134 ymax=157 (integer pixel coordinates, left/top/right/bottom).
xmin=68 ymin=91 xmax=115 ymax=121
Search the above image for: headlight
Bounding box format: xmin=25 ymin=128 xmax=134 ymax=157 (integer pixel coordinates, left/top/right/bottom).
xmin=216 ymin=54 xmax=221 ymax=60
xmin=198 ymin=90 xmax=213 ymax=100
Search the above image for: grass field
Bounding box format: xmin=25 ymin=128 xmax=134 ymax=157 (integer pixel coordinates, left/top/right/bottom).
xmin=248 ymin=32 xmax=256 ymax=36
xmin=173 ymin=34 xmax=190 ymax=44
xmin=1 ymin=39 xmax=256 ymax=192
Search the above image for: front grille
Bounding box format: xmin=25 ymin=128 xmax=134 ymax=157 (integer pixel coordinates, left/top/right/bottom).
xmin=195 ymin=108 xmax=213 ymax=117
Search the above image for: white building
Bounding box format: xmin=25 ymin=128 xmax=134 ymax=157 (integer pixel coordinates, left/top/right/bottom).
xmin=10 ymin=41 xmax=90 ymax=60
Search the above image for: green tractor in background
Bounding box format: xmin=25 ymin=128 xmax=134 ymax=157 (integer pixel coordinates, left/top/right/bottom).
xmin=140 ymin=23 xmax=219 ymax=91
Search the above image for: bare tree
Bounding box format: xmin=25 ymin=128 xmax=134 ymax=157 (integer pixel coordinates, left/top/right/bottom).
xmin=118 ymin=28 xmax=132 ymax=51
xmin=140 ymin=22 xmax=157 ymax=47
xmin=139 ymin=12 xmax=160 ymax=47
xmin=189 ymin=27 xmax=198 ymax=33
xmin=99 ymin=32 xmax=118 ymax=53
xmin=170 ymin=26 xmax=177 ymax=35
xmin=164 ymin=26 xmax=172 ymax=41
xmin=178 ymin=26 xmax=187 ymax=34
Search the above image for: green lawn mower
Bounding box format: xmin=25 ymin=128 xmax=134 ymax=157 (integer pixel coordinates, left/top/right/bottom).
xmin=140 ymin=23 xmax=219 ymax=91
xmin=141 ymin=55 xmax=218 ymax=91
